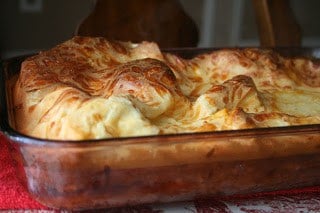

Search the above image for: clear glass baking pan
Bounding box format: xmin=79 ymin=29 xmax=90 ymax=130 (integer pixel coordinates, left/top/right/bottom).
xmin=1 ymin=48 xmax=320 ymax=210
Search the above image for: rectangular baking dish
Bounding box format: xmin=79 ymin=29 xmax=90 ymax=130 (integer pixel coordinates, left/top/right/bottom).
xmin=1 ymin=48 xmax=320 ymax=210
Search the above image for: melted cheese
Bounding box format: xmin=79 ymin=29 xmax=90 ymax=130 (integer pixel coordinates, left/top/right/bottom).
xmin=272 ymin=90 xmax=320 ymax=117
xmin=14 ymin=37 xmax=320 ymax=140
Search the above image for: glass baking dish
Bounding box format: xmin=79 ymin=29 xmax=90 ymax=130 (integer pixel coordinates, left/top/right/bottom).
xmin=1 ymin=48 xmax=320 ymax=211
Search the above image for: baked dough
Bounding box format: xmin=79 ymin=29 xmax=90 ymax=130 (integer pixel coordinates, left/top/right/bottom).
xmin=13 ymin=36 xmax=320 ymax=140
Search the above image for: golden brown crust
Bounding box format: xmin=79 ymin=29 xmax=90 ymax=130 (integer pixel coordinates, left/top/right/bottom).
xmin=14 ymin=37 xmax=320 ymax=140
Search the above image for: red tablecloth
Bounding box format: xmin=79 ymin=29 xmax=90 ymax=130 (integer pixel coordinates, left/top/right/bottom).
xmin=2 ymin=133 xmax=320 ymax=212
xmin=0 ymin=134 xmax=47 ymax=210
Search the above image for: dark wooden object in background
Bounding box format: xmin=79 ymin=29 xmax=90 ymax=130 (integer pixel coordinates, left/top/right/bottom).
xmin=77 ymin=0 xmax=301 ymax=48
xmin=252 ymin=0 xmax=301 ymax=47
xmin=76 ymin=0 xmax=199 ymax=48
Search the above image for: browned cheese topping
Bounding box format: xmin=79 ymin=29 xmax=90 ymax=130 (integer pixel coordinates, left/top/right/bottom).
xmin=13 ymin=37 xmax=320 ymax=140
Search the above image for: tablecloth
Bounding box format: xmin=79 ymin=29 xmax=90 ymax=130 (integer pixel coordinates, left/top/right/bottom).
xmin=2 ymin=133 xmax=320 ymax=212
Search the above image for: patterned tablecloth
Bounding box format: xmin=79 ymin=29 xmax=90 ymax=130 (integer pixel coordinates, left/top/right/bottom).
xmin=1 ymin=134 xmax=320 ymax=213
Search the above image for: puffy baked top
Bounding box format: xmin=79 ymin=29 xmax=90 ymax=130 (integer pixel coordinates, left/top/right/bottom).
xmin=13 ymin=36 xmax=320 ymax=140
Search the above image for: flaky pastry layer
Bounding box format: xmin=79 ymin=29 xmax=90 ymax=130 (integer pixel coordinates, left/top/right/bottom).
xmin=14 ymin=36 xmax=320 ymax=140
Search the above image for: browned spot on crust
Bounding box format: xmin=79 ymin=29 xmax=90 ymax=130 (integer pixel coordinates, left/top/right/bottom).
xmin=110 ymin=41 xmax=128 ymax=55
xmin=28 ymin=105 xmax=36 ymax=113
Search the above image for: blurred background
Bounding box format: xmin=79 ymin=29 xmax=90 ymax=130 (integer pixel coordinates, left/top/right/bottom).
xmin=1 ymin=0 xmax=320 ymax=59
